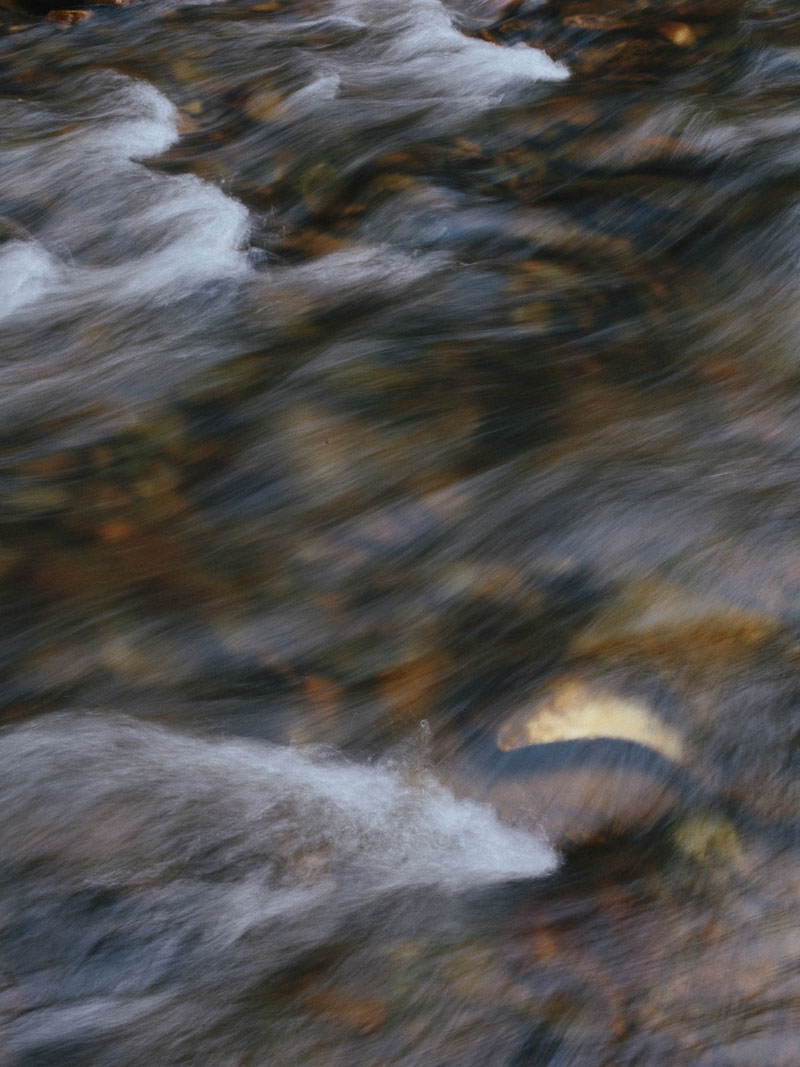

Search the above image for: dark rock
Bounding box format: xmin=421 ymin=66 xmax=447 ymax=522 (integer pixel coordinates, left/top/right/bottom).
xmin=0 ymin=217 xmax=32 ymax=244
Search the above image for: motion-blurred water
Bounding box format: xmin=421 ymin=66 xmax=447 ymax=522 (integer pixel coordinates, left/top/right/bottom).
xmin=2 ymin=0 xmax=800 ymax=1063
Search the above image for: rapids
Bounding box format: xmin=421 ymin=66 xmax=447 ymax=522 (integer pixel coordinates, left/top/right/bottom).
xmin=2 ymin=0 xmax=800 ymax=1063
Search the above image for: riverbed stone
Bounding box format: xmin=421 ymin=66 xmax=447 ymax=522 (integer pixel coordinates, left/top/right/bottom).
xmin=45 ymin=8 xmax=91 ymax=24
xmin=488 ymin=759 xmax=682 ymax=846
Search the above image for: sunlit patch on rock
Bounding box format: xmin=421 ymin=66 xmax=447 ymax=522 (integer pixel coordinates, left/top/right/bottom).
xmin=496 ymin=677 xmax=685 ymax=763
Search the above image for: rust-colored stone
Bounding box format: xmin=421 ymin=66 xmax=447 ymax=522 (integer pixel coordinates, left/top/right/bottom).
xmin=658 ymin=20 xmax=697 ymax=46
xmin=305 ymin=988 xmax=388 ymax=1034
xmin=45 ymin=7 xmax=91 ymax=23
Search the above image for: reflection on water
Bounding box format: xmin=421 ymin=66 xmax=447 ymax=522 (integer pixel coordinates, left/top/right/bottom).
xmin=2 ymin=0 xmax=800 ymax=1062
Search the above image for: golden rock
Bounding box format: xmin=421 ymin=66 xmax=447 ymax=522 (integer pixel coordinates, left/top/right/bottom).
xmin=496 ymin=678 xmax=684 ymax=763
xmin=658 ymin=22 xmax=697 ymax=47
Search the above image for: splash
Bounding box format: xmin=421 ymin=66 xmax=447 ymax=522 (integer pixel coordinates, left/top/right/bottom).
xmin=0 ymin=714 xmax=557 ymax=890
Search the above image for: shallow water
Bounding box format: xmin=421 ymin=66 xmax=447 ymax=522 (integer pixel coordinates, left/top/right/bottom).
xmin=2 ymin=0 xmax=800 ymax=1063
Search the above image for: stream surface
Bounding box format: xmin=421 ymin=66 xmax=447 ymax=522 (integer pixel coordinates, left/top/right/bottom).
xmin=2 ymin=0 xmax=800 ymax=1063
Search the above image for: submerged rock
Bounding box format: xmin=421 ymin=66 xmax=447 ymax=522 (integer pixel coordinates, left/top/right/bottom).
xmin=672 ymin=811 xmax=746 ymax=871
xmin=487 ymin=745 xmax=683 ymax=847
xmin=482 ymin=676 xmax=688 ymax=847
xmin=45 ymin=8 xmax=92 ymax=24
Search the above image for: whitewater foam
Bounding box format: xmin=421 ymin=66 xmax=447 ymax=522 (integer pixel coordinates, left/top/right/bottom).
xmin=0 ymin=73 xmax=250 ymax=324
xmin=0 ymin=714 xmax=557 ymax=891
xmin=302 ymin=0 xmax=568 ymax=120
xmin=0 ymin=240 xmax=61 ymax=318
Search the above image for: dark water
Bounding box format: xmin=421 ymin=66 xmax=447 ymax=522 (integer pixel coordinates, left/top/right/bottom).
xmin=2 ymin=0 xmax=800 ymax=1063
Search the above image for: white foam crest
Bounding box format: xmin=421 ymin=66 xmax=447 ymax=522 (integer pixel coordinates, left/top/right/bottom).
xmin=230 ymin=0 xmax=566 ymax=134
xmin=265 ymin=745 xmax=559 ymax=885
xmin=84 ymin=77 xmax=179 ymax=160
xmin=464 ymin=38 xmax=569 ymax=83
xmin=95 ymin=175 xmax=252 ymax=300
xmin=335 ymin=0 xmax=568 ymax=103
xmin=382 ymin=0 xmax=568 ymax=87
xmin=285 ymin=73 xmax=342 ymax=111
xmin=0 ymin=241 xmax=62 ymax=320
xmin=0 ymin=74 xmax=250 ymax=318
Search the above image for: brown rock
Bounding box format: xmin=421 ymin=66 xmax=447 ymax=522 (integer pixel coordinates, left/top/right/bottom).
xmin=243 ymin=86 xmax=285 ymax=123
xmin=379 ymin=649 xmax=451 ymax=724
xmin=563 ymin=13 xmax=637 ymax=30
xmin=568 ymin=576 xmax=781 ymax=668
xmin=305 ymin=988 xmax=388 ymax=1034
xmin=658 ymin=20 xmax=696 ymax=46
xmin=45 ymin=7 xmax=91 ymax=23
xmin=99 ymin=519 xmax=135 ymax=542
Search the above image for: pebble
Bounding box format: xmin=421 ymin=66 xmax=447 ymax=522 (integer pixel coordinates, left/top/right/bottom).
xmin=658 ymin=21 xmax=697 ymax=46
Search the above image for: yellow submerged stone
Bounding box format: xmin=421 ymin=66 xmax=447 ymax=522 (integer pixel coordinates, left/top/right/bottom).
xmin=496 ymin=678 xmax=684 ymax=762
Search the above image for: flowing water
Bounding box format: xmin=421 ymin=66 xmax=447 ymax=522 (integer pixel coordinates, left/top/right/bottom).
xmin=2 ymin=0 xmax=800 ymax=1063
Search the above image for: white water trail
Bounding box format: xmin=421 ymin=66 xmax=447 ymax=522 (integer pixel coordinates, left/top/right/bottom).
xmin=0 ymin=74 xmax=251 ymax=324
xmin=370 ymin=0 xmax=568 ymax=90
xmin=0 ymin=240 xmax=62 ymax=317
xmin=275 ymin=0 xmax=568 ymax=124
xmin=0 ymin=714 xmax=557 ymax=893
